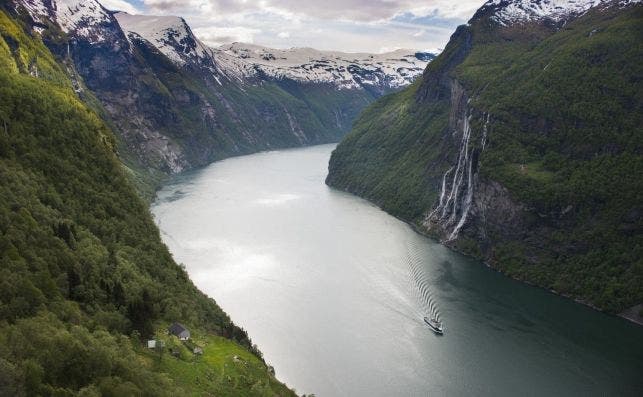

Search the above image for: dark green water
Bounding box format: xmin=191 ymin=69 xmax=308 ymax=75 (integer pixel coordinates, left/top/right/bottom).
xmin=152 ymin=144 xmax=643 ymax=396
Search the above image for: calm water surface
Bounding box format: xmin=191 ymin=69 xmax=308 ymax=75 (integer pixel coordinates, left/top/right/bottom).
xmin=152 ymin=144 xmax=643 ymax=396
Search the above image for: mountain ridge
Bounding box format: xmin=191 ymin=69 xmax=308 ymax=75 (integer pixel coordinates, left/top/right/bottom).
xmin=113 ymin=11 xmax=435 ymax=91
xmin=211 ymin=42 xmax=433 ymax=91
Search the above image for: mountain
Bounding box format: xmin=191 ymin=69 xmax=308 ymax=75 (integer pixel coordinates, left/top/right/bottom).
xmin=211 ymin=43 xmax=432 ymax=94
xmin=11 ymin=0 xmax=434 ymax=198
xmin=327 ymin=0 xmax=643 ymax=315
xmin=113 ymin=12 xmax=432 ymax=92
xmin=478 ymin=0 xmax=633 ymax=25
xmin=0 ymin=6 xmax=295 ymax=395
xmin=112 ymin=12 xmax=433 ymax=90
xmin=113 ymin=12 xmax=216 ymax=71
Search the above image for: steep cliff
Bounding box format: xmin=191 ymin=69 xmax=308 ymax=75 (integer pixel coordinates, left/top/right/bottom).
xmin=327 ymin=0 xmax=643 ymax=313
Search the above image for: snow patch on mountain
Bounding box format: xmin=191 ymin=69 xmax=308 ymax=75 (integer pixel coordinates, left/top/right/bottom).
xmin=213 ymin=43 xmax=434 ymax=90
xmin=114 ymin=12 xmax=213 ymax=67
xmin=482 ymin=0 xmax=641 ymax=25
xmin=18 ymin=0 xmax=113 ymax=43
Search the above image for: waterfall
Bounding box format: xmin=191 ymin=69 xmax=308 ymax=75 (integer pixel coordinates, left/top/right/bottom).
xmin=446 ymin=114 xmax=472 ymax=226
xmin=449 ymin=150 xmax=474 ymax=240
xmin=440 ymin=116 xmax=469 ymax=220
xmin=426 ymin=109 xmax=490 ymax=241
xmin=428 ymin=166 xmax=453 ymax=220
xmin=481 ymin=113 xmax=490 ymax=151
xmin=437 ymin=167 xmax=453 ymax=209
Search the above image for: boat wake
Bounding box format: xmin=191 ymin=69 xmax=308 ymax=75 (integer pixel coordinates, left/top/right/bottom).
xmin=405 ymin=240 xmax=441 ymax=323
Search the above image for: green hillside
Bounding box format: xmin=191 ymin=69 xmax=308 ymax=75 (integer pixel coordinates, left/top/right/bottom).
xmin=0 ymin=10 xmax=294 ymax=396
xmin=327 ymin=5 xmax=643 ymax=313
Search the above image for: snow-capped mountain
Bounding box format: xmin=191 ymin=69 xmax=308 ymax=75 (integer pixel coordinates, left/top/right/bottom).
xmin=114 ymin=12 xmax=215 ymax=69
xmin=114 ymin=13 xmax=434 ymax=91
xmin=212 ymin=43 xmax=434 ymax=90
xmin=478 ymin=0 xmax=641 ymax=26
xmin=17 ymin=0 xmax=118 ymax=44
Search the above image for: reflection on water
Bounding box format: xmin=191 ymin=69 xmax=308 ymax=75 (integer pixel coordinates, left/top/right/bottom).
xmin=152 ymin=144 xmax=643 ymax=397
xmin=164 ymin=189 xmax=187 ymax=202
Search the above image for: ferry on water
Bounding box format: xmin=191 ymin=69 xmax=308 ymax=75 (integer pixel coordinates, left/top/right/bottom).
xmin=424 ymin=317 xmax=443 ymax=335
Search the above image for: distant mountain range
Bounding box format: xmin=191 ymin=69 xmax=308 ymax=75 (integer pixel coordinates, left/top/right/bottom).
xmin=327 ymin=0 xmax=643 ymax=316
xmin=114 ymin=12 xmax=431 ymax=92
xmin=13 ymin=0 xmax=435 ymax=197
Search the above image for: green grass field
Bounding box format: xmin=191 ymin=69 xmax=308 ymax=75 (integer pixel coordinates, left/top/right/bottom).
xmin=140 ymin=329 xmax=294 ymax=397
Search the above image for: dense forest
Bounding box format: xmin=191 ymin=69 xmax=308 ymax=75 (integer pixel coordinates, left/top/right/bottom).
xmin=0 ymin=8 xmax=294 ymax=395
xmin=327 ymin=4 xmax=643 ymax=313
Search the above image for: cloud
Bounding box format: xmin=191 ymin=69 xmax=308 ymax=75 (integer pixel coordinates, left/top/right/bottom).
xmin=101 ymin=0 xmax=141 ymax=13
xmin=140 ymin=0 xmax=485 ymax=22
xmin=113 ymin=0 xmax=486 ymax=52
xmin=192 ymin=26 xmax=262 ymax=46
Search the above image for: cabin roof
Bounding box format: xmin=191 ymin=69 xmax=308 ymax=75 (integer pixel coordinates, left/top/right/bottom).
xmin=168 ymin=322 xmax=188 ymax=335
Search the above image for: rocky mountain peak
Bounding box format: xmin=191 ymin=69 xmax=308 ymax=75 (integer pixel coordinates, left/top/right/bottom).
xmin=17 ymin=0 xmax=116 ymax=44
xmin=114 ymin=12 xmax=214 ymax=69
xmin=476 ymin=0 xmax=641 ymax=26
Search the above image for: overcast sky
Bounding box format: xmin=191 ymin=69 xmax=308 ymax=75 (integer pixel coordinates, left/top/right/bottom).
xmin=100 ymin=0 xmax=486 ymax=53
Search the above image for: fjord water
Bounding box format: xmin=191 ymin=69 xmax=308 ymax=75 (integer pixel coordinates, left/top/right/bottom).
xmin=152 ymin=144 xmax=643 ymax=396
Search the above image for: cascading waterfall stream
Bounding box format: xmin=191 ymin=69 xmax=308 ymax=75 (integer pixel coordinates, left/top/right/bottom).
xmin=446 ymin=114 xmax=473 ymax=227
xmin=427 ymin=166 xmax=454 ymax=220
xmin=481 ymin=112 xmax=490 ymax=151
xmin=426 ymin=108 xmax=490 ymax=242
xmin=449 ymin=151 xmax=474 ymax=240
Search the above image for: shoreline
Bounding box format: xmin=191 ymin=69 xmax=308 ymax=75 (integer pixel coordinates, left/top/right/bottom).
xmin=619 ymin=304 xmax=643 ymax=326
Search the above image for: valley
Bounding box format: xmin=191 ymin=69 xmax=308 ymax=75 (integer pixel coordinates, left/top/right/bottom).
xmin=1 ymin=0 xmax=641 ymax=395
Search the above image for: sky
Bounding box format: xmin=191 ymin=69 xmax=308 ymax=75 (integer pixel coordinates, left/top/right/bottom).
xmin=100 ymin=0 xmax=486 ymax=53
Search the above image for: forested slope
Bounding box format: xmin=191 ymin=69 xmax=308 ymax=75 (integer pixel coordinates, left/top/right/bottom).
xmin=327 ymin=1 xmax=643 ymax=314
xmin=0 ymin=9 xmax=294 ymax=395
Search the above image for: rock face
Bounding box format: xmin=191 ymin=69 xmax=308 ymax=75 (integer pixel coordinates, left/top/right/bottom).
xmin=11 ymin=0 xmax=434 ymax=185
xmin=327 ymin=0 xmax=643 ymax=313
xmin=16 ymin=0 xmax=196 ymax=173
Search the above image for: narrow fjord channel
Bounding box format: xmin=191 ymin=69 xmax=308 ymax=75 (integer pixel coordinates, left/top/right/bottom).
xmin=152 ymin=144 xmax=643 ymax=396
